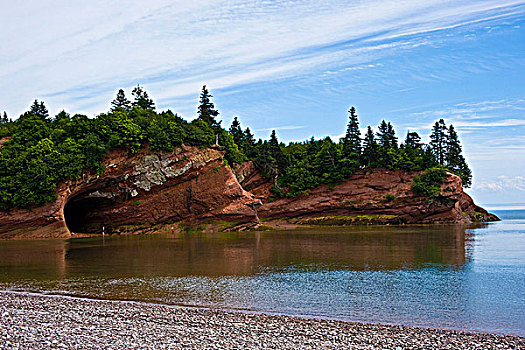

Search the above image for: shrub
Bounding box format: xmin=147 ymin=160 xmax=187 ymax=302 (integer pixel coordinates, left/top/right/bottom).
xmin=411 ymin=168 xmax=447 ymax=198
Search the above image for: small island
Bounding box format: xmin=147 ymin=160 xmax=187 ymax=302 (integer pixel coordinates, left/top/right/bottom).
xmin=0 ymin=86 xmax=497 ymax=239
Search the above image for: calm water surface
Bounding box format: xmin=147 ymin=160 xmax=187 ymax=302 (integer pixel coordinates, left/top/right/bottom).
xmin=1 ymin=210 xmax=524 ymax=336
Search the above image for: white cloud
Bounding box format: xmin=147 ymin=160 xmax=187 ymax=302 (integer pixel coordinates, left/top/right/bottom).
xmin=476 ymin=176 xmax=525 ymax=192
xmin=1 ymin=0 xmax=524 ymax=116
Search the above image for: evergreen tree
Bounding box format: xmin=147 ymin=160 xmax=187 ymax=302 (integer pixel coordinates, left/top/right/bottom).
xmin=1 ymin=112 xmax=8 ymax=124
xmin=267 ymin=130 xmax=287 ymax=176
xmin=131 ymin=85 xmax=155 ymax=110
xmin=362 ymin=126 xmax=378 ymax=167
xmin=421 ymin=145 xmax=438 ymax=169
xmin=402 ymin=131 xmax=423 ymax=170
xmin=404 ymin=131 xmax=422 ymax=149
xmin=376 ymin=120 xmax=390 ymax=148
xmin=229 ymin=116 xmax=243 ymax=145
xmin=111 ymin=89 xmax=131 ymax=111
xmin=446 ymin=124 xmax=472 ymax=187
xmin=376 ymin=120 xmax=397 ymax=168
xmin=30 ymin=100 xmax=49 ymax=119
xmin=241 ymin=127 xmax=256 ymax=157
xmin=197 ymin=85 xmax=221 ymax=127
xmin=386 ymin=122 xmax=398 ymax=149
xmin=430 ymin=119 xmax=448 ymax=166
xmin=342 ymin=106 xmax=361 ymax=159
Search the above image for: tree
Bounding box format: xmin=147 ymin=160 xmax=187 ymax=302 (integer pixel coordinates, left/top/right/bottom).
xmin=241 ymin=127 xmax=256 ymax=157
xmin=342 ymin=106 xmax=361 ymax=160
xmin=131 ymin=85 xmax=155 ymax=110
xmin=404 ymin=131 xmax=422 ymax=150
xmin=362 ymin=126 xmax=379 ymax=167
xmin=111 ymin=89 xmax=131 ymax=111
xmin=30 ymin=100 xmax=49 ymax=119
xmin=430 ymin=119 xmax=448 ymax=166
xmin=376 ymin=120 xmax=390 ymax=148
xmin=197 ymin=85 xmax=221 ymax=127
xmin=219 ymin=129 xmax=245 ymax=165
xmin=229 ymin=117 xmax=243 ymax=145
xmin=1 ymin=112 xmax=8 ymax=124
xmin=269 ymin=130 xmax=287 ymax=170
xmin=314 ymin=137 xmax=342 ymax=183
xmin=446 ymin=124 xmax=472 ymax=187
xmin=84 ymin=133 xmax=106 ymax=169
xmin=376 ymin=120 xmax=398 ymax=168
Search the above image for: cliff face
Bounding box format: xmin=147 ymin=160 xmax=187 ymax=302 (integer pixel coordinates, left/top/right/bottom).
xmin=0 ymin=146 xmax=259 ymax=239
xmin=0 ymin=151 xmax=497 ymax=239
xmin=235 ymin=161 xmax=498 ymax=225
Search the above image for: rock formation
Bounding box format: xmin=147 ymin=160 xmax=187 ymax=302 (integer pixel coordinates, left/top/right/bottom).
xmin=0 ymin=146 xmax=259 ymax=239
xmin=0 ymin=148 xmax=497 ymax=239
xmin=235 ymin=161 xmax=498 ymax=225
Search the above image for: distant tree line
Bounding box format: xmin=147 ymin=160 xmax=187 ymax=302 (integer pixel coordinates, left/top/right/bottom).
xmin=0 ymin=86 xmax=471 ymax=209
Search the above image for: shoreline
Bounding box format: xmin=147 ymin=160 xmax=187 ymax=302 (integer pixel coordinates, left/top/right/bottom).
xmin=1 ymin=219 xmax=497 ymax=241
xmin=1 ymin=291 xmax=523 ymax=349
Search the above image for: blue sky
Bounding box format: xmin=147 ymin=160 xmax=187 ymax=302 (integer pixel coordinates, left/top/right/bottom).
xmin=1 ymin=1 xmax=524 ymax=204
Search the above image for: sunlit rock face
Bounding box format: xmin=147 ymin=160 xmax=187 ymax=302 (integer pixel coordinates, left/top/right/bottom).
xmin=0 ymin=146 xmax=258 ymax=238
xmin=235 ymin=164 xmax=498 ymax=225
xmin=0 ymin=149 xmax=497 ymax=239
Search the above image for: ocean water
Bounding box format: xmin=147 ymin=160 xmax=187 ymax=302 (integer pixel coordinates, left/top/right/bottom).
xmin=0 ymin=210 xmax=524 ymax=336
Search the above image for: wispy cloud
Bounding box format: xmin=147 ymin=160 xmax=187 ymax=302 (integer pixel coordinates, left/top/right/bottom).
xmin=475 ymin=176 xmax=525 ymax=192
xmin=1 ymin=1 xmax=524 ymax=116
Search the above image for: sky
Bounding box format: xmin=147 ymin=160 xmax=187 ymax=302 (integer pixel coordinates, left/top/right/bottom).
xmin=1 ymin=0 xmax=524 ymax=205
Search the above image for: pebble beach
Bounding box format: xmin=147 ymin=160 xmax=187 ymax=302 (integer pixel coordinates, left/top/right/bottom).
xmin=0 ymin=291 xmax=523 ymax=349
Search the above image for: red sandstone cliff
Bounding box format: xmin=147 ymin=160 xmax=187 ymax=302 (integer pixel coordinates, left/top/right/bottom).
xmin=0 ymin=146 xmax=259 ymax=239
xmin=0 ymin=150 xmax=497 ymax=239
xmin=234 ymin=161 xmax=498 ymax=225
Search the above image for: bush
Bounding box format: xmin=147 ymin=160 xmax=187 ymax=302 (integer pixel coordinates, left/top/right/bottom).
xmin=411 ymin=168 xmax=447 ymax=198
xmin=385 ymin=193 xmax=396 ymax=201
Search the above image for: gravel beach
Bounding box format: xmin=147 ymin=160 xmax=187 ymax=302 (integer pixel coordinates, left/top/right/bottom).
xmin=0 ymin=291 xmax=523 ymax=349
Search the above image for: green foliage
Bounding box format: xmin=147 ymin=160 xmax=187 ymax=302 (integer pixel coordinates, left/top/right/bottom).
xmin=111 ymin=89 xmax=131 ymax=111
xmin=0 ymin=86 xmax=474 ymax=209
xmin=411 ymin=168 xmax=448 ymax=198
xmin=342 ymin=106 xmax=361 ymax=160
xmin=131 ymin=85 xmax=155 ymax=110
xmin=197 ymin=85 xmax=220 ymax=127
xmin=384 ymin=193 xmax=396 ymax=201
xmin=430 ymin=119 xmax=448 ymax=166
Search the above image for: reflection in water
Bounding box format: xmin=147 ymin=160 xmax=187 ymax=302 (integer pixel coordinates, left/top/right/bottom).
xmin=0 ymin=222 xmax=523 ymax=336
xmin=1 ymin=225 xmax=470 ymax=279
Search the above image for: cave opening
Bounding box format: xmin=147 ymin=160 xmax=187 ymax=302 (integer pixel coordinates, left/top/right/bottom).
xmin=64 ymin=196 xmax=115 ymax=234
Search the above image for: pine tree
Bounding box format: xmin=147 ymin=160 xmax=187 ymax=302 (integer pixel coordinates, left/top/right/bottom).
xmin=362 ymin=126 xmax=378 ymax=167
xmin=197 ymin=85 xmax=220 ymax=127
xmin=1 ymin=112 xmax=8 ymax=124
xmin=386 ymin=122 xmax=398 ymax=149
xmin=376 ymin=120 xmax=397 ymax=168
xmin=238 ymin=127 xmax=254 ymax=156
xmin=430 ymin=119 xmax=448 ymax=166
xmin=229 ymin=117 xmax=243 ymax=145
xmin=376 ymin=120 xmax=390 ymax=148
xmin=269 ymin=130 xmax=287 ymax=172
xmin=111 ymin=89 xmax=131 ymax=111
xmin=342 ymin=106 xmax=361 ymax=159
xmin=131 ymin=85 xmax=155 ymax=110
xmin=446 ymin=124 xmax=472 ymax=187
xmin=30 ymin=100 xmax=49 ymax=119
xmin=404 ymin=131 xmax=422 ymax=149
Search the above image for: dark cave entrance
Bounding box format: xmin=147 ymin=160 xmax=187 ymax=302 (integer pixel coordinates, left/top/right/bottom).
xmin=64 ymin=196 xmax=115 ymax=234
